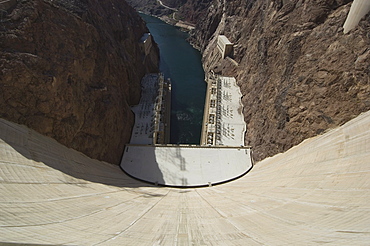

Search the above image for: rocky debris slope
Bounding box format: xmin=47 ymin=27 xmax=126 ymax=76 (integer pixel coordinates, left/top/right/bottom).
xmin=191 ymin=0 xmax=370 ymax=161
xmin=0 ymin=0 xmax=159 ymax=164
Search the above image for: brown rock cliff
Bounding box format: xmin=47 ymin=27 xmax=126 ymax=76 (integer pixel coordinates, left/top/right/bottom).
xmin=175 ymin=0 xmax=212 ymax=24
xmin=126 ymin=0 xmax=211 ymax=24
xmin=191 ymin=0 xmax=370 ymax=161
xmin=0 ymin=0 xmax=159 ymax=164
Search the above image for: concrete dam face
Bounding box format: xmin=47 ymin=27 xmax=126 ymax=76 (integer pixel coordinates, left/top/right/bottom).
xmin=1 ymin=110 xmax=370 ymax=245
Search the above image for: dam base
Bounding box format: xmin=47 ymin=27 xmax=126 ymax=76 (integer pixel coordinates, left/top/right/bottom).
xmin=120 ymin=73 xmax=252 ymax=187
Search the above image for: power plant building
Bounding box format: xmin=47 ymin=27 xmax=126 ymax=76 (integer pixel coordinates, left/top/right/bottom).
xmin=217 ymin=35 xmax=233 ymax=59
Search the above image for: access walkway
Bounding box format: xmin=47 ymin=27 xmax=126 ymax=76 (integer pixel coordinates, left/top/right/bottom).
xmin=1 ymin=110 xmax=369 ymax=245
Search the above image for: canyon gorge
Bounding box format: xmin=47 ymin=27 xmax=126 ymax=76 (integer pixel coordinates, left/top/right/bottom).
xmin=127 ymin=0 xmax=370 ymax=161
xmin=1 ymin=0 xmax=369 ymax=163
xmin=1 ymin=1 xmax=369 ymax=244
xmin=0 ymin=0 xmax=159 ymax=164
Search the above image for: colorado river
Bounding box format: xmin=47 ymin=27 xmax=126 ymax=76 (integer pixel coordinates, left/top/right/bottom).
xmin=140 ymin=14 xmax=206 ymax=144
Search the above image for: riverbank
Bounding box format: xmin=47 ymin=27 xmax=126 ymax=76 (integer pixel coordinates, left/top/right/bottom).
xmin=139 ymin=11 xmax=195 ymax=32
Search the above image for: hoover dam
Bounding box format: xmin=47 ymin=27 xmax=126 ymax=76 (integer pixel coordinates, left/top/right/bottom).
xmin=1 ymin=109 xmax=370 ymax=244
xmin=1 ymin=0 xmax=370 ymax=245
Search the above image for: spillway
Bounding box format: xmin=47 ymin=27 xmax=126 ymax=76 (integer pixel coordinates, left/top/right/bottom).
xmin=1 ymin=110 xmax=370 ymax=245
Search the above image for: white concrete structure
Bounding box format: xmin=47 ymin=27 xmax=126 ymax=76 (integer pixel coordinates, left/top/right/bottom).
xmin=129 ymin=74 xmax=157 ymax=145
xmin=343 ymin=0 xmax=370 ymax=34
xmin=1 ymin=110 xmax=370 ymax=245
xmin=201 ymin=75 xmax=246 ymax=146
xmin=124 ymin=74 xmax=250 ymax=187
xmin=129 ymin=74 xmax=170 ymax=145
xmin=121 ymin=145 xmax=252 ymax=187
xmin=217 ymin=35 xmax=233 ymax=58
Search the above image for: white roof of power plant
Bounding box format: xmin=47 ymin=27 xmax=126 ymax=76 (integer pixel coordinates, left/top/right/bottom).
xmin=212 ymin=76 xmax=245 ymax=146
xmin=218 ymin=35 xmax=233 ymax=45
xmin=1 ymin=109 xmax=370 ymax=244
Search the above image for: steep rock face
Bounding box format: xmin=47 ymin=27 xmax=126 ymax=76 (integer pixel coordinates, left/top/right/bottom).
xmin=0 ymin=0 xmax=159 ymax=164
xmin=161 ymin=0 xmax=187 ymax=8
xmin=176 ymin=0 xmax=212 ymax=23
xmin=126 ymin=0 xmax=173 ymax=17
xmin=191 ymin=0 xmax=370 ymax=161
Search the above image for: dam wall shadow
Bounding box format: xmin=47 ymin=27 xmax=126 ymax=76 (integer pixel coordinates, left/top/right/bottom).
xmin=0 ymin=118 xmax=157 ymax=188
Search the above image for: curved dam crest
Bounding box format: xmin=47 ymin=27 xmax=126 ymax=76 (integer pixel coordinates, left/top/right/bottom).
xmin=120 ymin=73 xmax=252 ymax=187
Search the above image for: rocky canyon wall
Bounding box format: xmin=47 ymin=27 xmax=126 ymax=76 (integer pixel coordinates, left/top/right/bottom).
xmin=0 ymin=0 xmax=159 ymax=164
xmin=126 ymin=0 xmax=211 ymax=24
xmin=191 ymin=0 xmax=370 ymax=161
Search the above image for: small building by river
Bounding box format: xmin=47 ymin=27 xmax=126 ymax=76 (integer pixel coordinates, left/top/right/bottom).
xmin=217 ymin=35 xmax=233 ymax=59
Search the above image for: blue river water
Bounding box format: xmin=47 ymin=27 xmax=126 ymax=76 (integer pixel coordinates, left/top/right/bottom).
xmin=140 ymin=14 xmax=206 ymax=144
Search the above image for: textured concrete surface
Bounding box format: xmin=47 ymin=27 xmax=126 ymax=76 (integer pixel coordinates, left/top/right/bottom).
xmin=1 ymin=110 xmax=370 ymax=245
